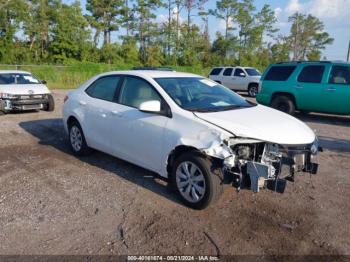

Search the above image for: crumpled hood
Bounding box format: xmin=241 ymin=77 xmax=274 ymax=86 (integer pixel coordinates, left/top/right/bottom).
xmin=194 ymin=105 xmax=316 ymax=145
xmin=0 ymin=84 xmax=50 ymax=95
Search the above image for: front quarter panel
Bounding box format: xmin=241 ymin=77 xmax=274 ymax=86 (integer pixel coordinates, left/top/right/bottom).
xmin=160 ymin=110 xmax=232 ymax=177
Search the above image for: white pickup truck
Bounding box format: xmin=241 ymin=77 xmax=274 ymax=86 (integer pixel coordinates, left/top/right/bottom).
xmin=0 ymin=70 xmax=54 ymax=114
xmin=208 ymin=66 xmax=261 ymax=97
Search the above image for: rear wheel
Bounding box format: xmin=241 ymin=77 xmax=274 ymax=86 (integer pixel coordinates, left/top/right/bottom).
xmin=270 ymin=95 xmax=296 ymax=115
xmin=68 ymin=120 xmax=92 ymax=156
xmin=44 ymin=94 xmax=55 ymax=112
xmin=248 ymin=84 xmax=258 ymax=97
xmin=171 ymin=152 xmax=223 ymax=209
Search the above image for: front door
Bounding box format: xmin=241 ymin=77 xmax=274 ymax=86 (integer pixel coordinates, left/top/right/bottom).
xmin=109 ymin=76 xmax=169 ymax=173
xmin=232 ymin=68 xmax=247 ymax=90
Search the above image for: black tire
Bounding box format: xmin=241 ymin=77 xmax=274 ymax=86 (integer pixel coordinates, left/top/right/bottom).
xmin=270 ymin=95 xmax=296 ymax=115
xmin=68 ymin=120 xmax=93 ymax=156
xmin=44 ymin=94 xmax=55 ymax=112
xmin=248 ymin=84 xmax=258 ymax=97
xmin=171 ymin=152 xmax=223 ymax=209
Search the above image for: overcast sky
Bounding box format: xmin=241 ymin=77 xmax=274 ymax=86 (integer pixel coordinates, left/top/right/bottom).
xmin=67 ymin=0 xmax=350 ymax=61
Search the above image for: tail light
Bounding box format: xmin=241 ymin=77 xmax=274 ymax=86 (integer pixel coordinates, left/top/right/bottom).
xmin=64 ymin=95 xmax=69 ymax=103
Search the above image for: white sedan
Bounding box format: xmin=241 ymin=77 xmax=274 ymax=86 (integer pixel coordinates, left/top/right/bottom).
xmin=63 ymin=70 xmax=320 ymax=209
xmin=0 ymin=70 xmax=54 ymax=114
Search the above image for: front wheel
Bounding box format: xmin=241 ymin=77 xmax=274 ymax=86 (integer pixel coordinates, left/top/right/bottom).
xmin=171 ymin=152 xmax=223 ymax=209
xmin=44 ymin=94 xmax=55 ymax=112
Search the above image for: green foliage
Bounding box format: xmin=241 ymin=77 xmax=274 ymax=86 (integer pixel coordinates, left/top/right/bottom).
xmin=0 ymin=0 xmax=335 ymax=72
xmin=288 ymin=13 xmax=334 ymax=60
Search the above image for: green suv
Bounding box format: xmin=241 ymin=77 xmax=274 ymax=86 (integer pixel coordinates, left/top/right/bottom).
xmin=256 ymin=61 xmax=350 ymax=115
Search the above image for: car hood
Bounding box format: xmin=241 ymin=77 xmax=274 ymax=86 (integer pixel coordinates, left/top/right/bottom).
xmin=0 ymin=84 xmax=50 ymax=95
xmin=194 ymin=105 xmax=316 ymax=145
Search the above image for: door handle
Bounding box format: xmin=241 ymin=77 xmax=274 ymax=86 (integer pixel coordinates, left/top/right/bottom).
xmin=325 ymin=88 xmax=337 ymax=92
xmin=294 ymin=85 xmax=303 ymax=89
xmin=79 ymin=100 xmax=87 ymax=106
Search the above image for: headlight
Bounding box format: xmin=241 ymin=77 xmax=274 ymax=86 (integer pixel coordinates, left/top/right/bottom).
xmin=0 ymin=93 xmax=15 ymax=99
xmin=310 ymin=137 xmax=319 ymax=155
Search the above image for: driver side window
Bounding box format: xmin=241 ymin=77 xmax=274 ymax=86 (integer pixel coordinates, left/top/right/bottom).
xmin=118 ymin=77 xmax=162 ymax=108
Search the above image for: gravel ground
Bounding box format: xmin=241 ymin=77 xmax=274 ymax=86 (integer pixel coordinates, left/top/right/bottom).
xmin=0 ymin=89 xmax=349 ymax=256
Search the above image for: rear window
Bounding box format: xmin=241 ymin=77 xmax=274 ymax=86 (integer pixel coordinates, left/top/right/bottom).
xmin=264 ymin=66 xmax=296 ymax=81
xmin=298 ymin=65 xmax=325 ymax=83
xmin=223 ymin=68 xmax=233 ymax=76
xmin=209 ymin=68 xmax=223 ymax=76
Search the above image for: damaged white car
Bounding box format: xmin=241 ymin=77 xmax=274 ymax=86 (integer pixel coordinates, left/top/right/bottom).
xmin=63 ymin=70 xmax=320 ymax=209
xmin=0 ymin=70 xmax=54 ymax=114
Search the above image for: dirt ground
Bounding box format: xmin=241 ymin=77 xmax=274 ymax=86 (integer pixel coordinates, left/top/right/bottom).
xmin=0 ymin=89 xmax=349 ymax=256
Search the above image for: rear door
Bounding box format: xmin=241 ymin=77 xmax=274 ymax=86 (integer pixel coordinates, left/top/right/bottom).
xmin=83 ymin=75 xmax=121 ymax=153
xmin=326 ymin=65 xmax=350 ymax=114
xmin=221 ymin=68 xmax=235 ymax=89
xmin=294 ymin=65 xmax=327 ymax=112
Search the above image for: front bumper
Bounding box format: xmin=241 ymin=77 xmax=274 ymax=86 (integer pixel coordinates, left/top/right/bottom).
xmin=0 ymin=94 xmax=49 ymax=111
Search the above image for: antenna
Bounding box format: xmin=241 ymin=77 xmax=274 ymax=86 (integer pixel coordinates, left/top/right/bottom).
xmin=347 ymin=40 xmax=350 ymax=62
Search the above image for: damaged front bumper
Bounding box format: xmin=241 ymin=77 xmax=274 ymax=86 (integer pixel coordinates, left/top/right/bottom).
xmin=0 ymin=94 xmax=49 ymax=111
xmin=219 ymin=138 xmax=321 ymax=194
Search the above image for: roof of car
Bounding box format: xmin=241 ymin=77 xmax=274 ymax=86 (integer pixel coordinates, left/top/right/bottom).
xmin=211 ymin=66 xmax=254 ymax=69
xmin=0 ymin=70 xmax=31 ymax=74
xmin=275 ymin=60 xmax=350 ymax=65
xmin=99 ymin=70 xmax=200 ymax=78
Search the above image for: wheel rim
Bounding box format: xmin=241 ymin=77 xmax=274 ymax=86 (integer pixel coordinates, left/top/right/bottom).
xmin=249 ymin=86 xmax=257 ymax=97
xmin=176 ymin=161 xmax=206 ymax=203
xmin=70 ymin=125 xmax=83 ymax=152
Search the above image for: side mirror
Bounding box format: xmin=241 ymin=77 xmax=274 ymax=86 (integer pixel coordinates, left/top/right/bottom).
xmin=239 ymin=72 xmax=246 ymax=77
xmin=139 ymin=100 xmax=161 ymax=113
xmin=41 ymin=80 xmax=47 ymax=84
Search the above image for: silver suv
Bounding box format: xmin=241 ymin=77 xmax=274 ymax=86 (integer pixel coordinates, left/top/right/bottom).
xmin=209 ymin=66 xmax=261 ymax=97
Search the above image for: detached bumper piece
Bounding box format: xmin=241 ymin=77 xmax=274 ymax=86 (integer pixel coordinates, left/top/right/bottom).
xmin=1 ymin=95 xmax=49 ymax=111
xmin=226 ymin=142 xmax=319 ymax=194
xmin=247 ymin=151 xmax=318 ymax=193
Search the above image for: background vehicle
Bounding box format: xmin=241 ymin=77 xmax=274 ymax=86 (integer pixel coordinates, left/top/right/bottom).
xmin=0 ymin=70 xmax=54 ymax=114
xmin=208 ymin=66 xmax=261 ymax=97
xmin=256 ymin=61 xmax=350 ymax=115
xmin=63 ymin=70 xmax=319 ymax=209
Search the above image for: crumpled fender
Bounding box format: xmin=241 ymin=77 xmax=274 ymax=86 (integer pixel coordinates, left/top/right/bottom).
xmin=177 ymin=129 xmax=233 ymax=159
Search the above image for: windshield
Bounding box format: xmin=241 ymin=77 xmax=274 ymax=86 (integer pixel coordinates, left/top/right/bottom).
xmin=245 ymin=68 xmax=261 ymax=76
xmin=0 ymin=73 xmax=41 ymax=85
xmin=155 ymin=77 xmax=255 ymax=112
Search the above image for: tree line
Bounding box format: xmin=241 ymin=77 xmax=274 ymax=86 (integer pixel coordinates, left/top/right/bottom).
xmin=0 ymin=0 xmax=334 ymax=70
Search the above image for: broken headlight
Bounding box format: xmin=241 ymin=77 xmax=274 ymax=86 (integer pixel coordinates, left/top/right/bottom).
xmin=310 ymin=137 xmax=319 ymax=155
xmin=0 ymin=93 xmax=16 ymax=99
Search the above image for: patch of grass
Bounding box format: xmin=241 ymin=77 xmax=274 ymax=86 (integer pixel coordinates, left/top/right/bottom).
xmin=0 ymin=62 xmax=210 ymax=89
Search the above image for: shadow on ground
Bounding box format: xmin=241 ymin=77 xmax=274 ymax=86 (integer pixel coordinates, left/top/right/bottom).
xmin=19 ymin=118 xmax=182 ymax=206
